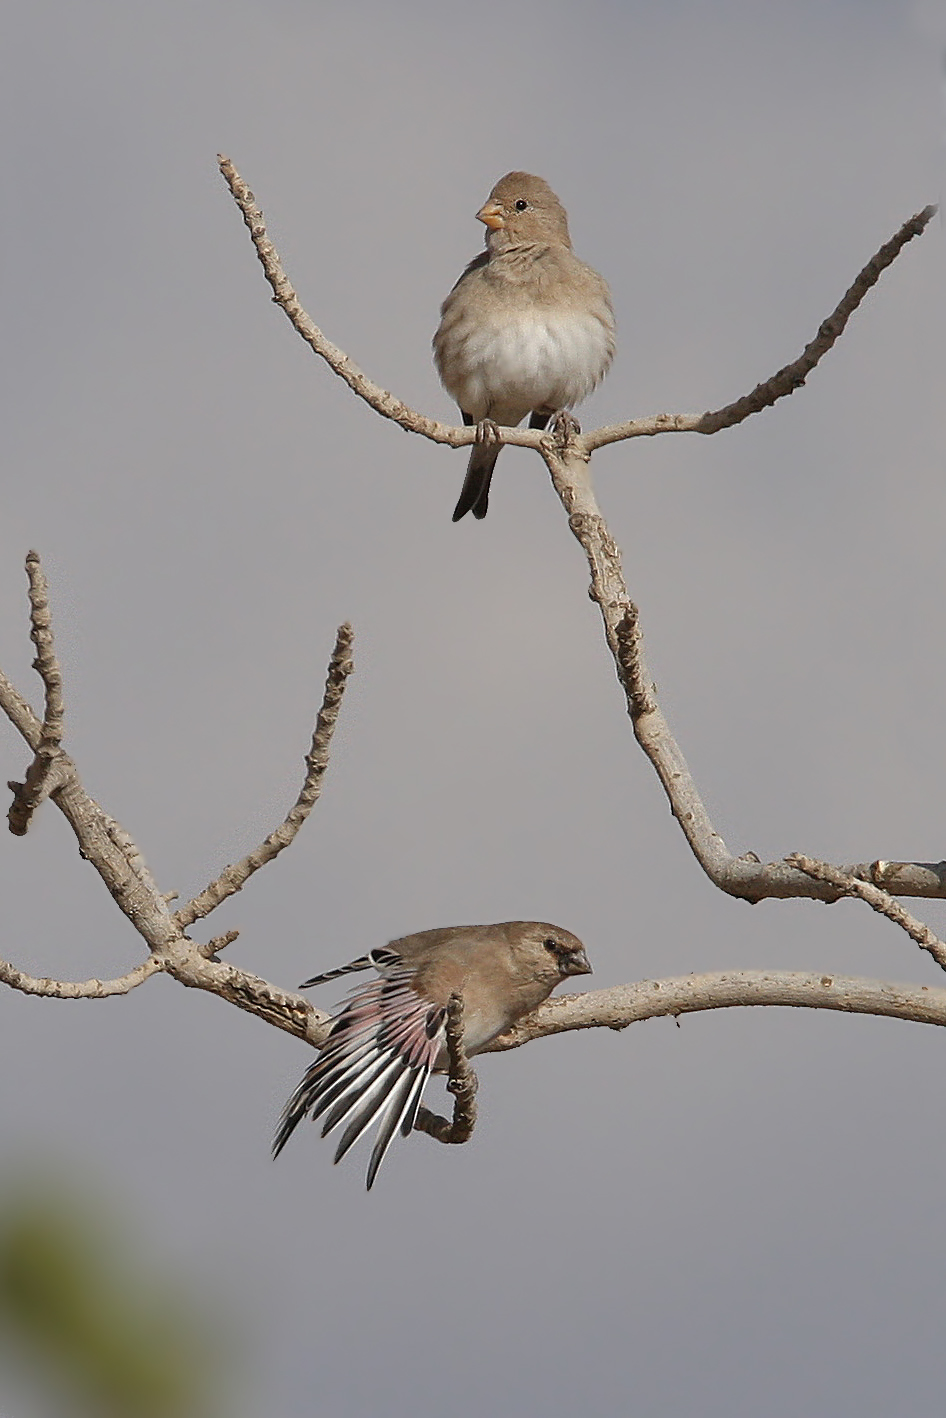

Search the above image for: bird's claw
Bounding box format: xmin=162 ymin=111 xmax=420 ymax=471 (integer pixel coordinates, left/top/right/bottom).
xmin=447 ymin=1072 xmax=478 ymax=1098
xmin=550 ymin=411 xmax=581 ymax=445
xmin=474 ymin=418 xmax=502 ymax=451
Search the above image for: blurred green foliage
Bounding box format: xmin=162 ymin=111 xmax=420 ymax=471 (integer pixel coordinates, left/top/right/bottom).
xmin=0 ymin=1173 xmax=231 ymax=1417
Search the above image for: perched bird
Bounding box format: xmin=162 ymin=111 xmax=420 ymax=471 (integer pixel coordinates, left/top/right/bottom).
xmin=434 ymin=171 xmax=615 ymax=521
xmin=274 ymin=921 xmax=591 ymax=1188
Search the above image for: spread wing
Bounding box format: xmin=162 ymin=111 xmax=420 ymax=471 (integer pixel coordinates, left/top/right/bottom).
xmin=274 ymin=968 xmax=446 ymax=1189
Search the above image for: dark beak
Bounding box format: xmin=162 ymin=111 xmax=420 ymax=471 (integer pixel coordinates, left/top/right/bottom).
xmin=565 ymin=948 xmax=592 ymax=978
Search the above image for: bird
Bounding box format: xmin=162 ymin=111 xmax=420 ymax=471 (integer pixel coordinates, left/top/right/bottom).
xmin=433 ymin=171 xmax=615 ymax=521
xmin=273 ymin=921 xmax=591 ymax=1188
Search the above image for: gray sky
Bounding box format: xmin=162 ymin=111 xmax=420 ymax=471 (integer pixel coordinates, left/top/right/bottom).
xmin=2 ymin=1 xmax=945 ymax=1413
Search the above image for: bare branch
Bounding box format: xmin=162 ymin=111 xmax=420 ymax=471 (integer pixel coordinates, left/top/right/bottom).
xmin=7 ymin=758 xmax=71 ymax=835
xmin=0 ymin=935 xmax=332 ymax=1044
xmin=157 ymin=948 xmax=331 ymax=1042
xmin=413 ymin=992 xmax=478 ymax=1144
xmin=216 ymin=167 xmax=936 ymax=908
xmin=221 ymin=158 xmax=933 ymax=472
xmin=787 ymin=854 xmax=946 ymax=972
xmin=485 ymin=970 xmax=946 ymax=1052
xmin=139 ymin=952 xmax=946 ymax=1066
xmin=0 ymin=666 xmax=42 ymax=748
xmin=218 ymin=156 xmax=545 ymax=456
xmin=174 ymin=623 xmax=355 ymax=928
xmin=1 ymin=555 xmax=945 ymax=1096
xmin=98 ymin=807 xmax=165 ymax=901
xmin=540 ymin=436 xmax=946 ymax=902
xmin=614 ymin=604 xmax=654 ymax=719
xmin=585 ymin=204 xmax=938 ymax=451
xmin=0 ymin=954 xmax=163 ymax=999
xmin=0 ymin=556 xmax=344 ymax=1047
xmin=25 ymin=550 xmax=65 ymax=744
xmin=198 ymin=929 xmax=240 ymax=960
xmin=0 ymin=178 xmax=940 ymax=1147
xmin=7 ymin=552 xmax=69 ymax=835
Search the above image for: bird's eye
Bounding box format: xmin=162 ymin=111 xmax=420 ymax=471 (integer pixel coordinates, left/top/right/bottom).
xmin=543 ymin=937 xmax=561 ymax=954
xmin=515 ymin=198 xmax=529 ymax=211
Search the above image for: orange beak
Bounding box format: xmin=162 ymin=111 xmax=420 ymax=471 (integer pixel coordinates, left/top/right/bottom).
xmin=476 ymin=200 xmax=505 ymax=231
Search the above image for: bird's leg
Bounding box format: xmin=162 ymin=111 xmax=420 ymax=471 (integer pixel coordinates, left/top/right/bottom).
xmin=550 ymin=410 xmax=581 ymax=448
xmin=444 ymin=992 xmax=478 ymax=1099
xmin=412 ymin=992 xmax=478 ymax=1145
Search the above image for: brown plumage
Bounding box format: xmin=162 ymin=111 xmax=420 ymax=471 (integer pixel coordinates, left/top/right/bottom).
xmin=434 ymin=172 xmax=615 ymax=521
xmin=274 ymin=921 xmax=591 ymax=1188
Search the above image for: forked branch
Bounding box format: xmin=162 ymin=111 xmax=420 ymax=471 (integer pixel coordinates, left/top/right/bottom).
xmin=0 ymin=166 xmax=942 ymax=1141
xmin=540 ymin=435 xmax=946 ymax=904
xmin=3 ymin=560 xmax=946 ymax=1058
xmin=0 ymin=551 xmax=348 ymax=1044
xmin=787 ymin=854 xmax=946 ymax=971
xmin=218 ymin=155 xmax=935 ymax=457
xmin=219 ymin=158 xmax=941 ymax=906
xmin=174 ymin=623 xmax=355 ymax=928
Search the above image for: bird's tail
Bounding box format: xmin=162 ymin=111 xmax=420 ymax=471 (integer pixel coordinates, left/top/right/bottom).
xmin=452 ymin=444 xmax=500 ymax=522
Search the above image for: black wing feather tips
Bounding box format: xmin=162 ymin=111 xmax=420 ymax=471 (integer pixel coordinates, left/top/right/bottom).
xmin=273 ymin=969 xmax=446 ymax=1188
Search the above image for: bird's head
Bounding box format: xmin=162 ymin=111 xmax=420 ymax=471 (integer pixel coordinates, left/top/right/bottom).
xmin=477 ymin=172 xmax=572 ymax=252
xmin=508 ymin=922 xmax=592 ymax=983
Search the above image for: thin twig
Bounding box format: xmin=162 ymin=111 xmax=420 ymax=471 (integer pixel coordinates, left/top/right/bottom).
xmin=198 ymin=929 xmax=240 ymax=960
xmin=413 ymin=992 xmax=478 ymax=1144
xmin=787 ymin=853 xmax=946 ymax=972
xmin=585 ymin=205 xmax=938 ymax=450
xmin=7 ymin=552 xmax=69 ymax=834
xmin=217 ymin=156 xmax=542 ymax=453
xmin=25 ymin=550 xmax=64 ymax=745
xmin=174 ymin=623 xmax=355 ymax=928
xmin=7 ymin=759 xmax=71 ymax=835
xmin=0 ymin=954 xmax=163 ymax=999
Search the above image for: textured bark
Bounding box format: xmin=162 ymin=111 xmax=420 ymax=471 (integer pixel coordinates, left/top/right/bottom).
xmin=0 ymin=172 xmax=940 ymax=1163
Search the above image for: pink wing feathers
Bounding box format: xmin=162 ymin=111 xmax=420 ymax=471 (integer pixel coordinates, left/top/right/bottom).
xmin=274 ymin=959 xmax=446 ymax=1189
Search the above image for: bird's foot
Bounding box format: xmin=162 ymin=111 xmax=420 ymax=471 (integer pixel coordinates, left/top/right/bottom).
xmin=550 ymin=411 xmax=581 ymax=446
xmin=474 ymin=418 xmax=502 ymax=452
xmin=447 ymin=1070 xmax=478 ymax=1099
